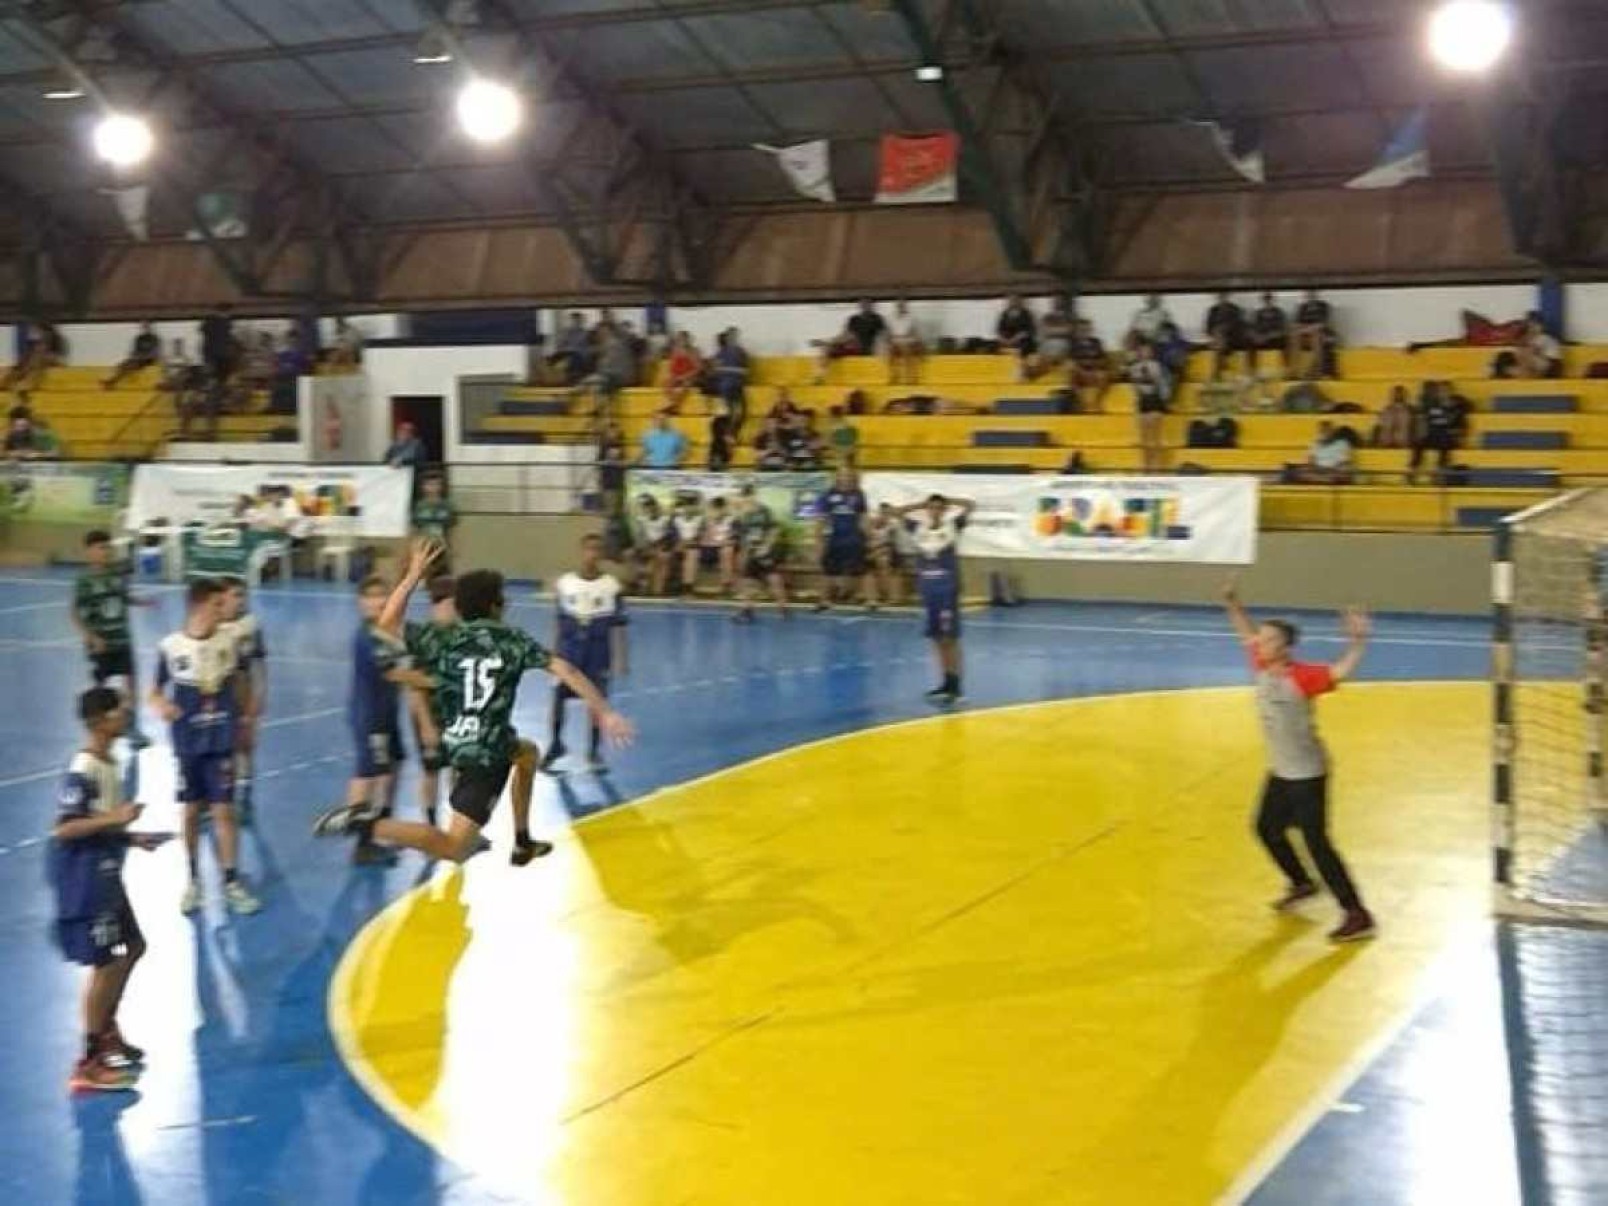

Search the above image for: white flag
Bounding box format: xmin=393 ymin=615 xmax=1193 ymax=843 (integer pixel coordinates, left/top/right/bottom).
xmin=102 ymin=184 xmax=148 ymax=241
xmin=1346 ymin=110 xmax=1430 ymax=190
xmin=755 ymin=140 xmax=835 ymax=204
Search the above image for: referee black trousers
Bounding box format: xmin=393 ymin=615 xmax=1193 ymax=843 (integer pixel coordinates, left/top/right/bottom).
xmin=1254 ymin=775 xmax=1363 ymax=912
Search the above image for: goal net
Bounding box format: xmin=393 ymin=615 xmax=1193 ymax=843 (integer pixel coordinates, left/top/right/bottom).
xmin=1495 ymin=489 xmax=1608 ymax=924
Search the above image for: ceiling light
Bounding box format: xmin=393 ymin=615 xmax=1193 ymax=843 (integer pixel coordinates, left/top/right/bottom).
xmin=916 ymin=64 xmax=944 ymax=82
xmin=1427 ymin=1 xmax=1514 ymax=74
xmin=93 ymin=112 xmax=154 ymax=167
xmin=413 ymin=30 xmax=453 ymax=65
xmin=455 ymin=77 xmax=521 ymax=144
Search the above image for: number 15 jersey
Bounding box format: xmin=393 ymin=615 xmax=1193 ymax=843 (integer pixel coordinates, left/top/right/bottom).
xmin=423 ymin=619 xmax=553 ymax=770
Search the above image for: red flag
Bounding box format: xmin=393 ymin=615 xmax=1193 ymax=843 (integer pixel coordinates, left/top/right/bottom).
xmin=875 ymin=132 xmax=959 ymax=205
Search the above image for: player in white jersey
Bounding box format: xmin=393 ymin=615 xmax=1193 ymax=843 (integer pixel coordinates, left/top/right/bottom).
xmin=670 ymin=497 xmax=705 ymax=595
xmin=633 ymin=495 xmax=673 ymax=596
xmin=683 ymin=496 xmax=735 ymax=596
xmin=217 ymin=580 xmax=266 ymax=825
xmin=545 ymin=534 xmax=629 ymax=771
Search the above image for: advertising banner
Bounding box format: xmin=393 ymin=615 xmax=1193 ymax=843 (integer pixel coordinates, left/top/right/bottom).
xmin=625 ymin=469 xmax=831 ymax=552
xmin=128 ymin=464 xmax=412 ymax=538
xmin=865 ymin=473 xmax=1258 ymax=565
xmin=1 ymin=461 xmax=128 ymax=525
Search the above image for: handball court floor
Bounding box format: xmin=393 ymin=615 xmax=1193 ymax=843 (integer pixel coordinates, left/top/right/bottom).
xmin=0 ymin=570 xmax=1602 ymax=1205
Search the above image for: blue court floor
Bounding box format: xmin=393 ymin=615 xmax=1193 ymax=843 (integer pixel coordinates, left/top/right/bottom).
xmin=0 ymin=570 xmax=1599 ymax=1204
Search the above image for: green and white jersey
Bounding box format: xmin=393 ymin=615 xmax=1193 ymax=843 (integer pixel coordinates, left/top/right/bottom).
xmin=73 ymin=568 xmax=131 ymax=649
xmin=422 ymin=619 xmax=552 ymax=769
xmin=404 ymin=619 xmax=453 ymax=721
xmin=734 ymin=504 xmax=777 ymax=552
xmin=412 ymin=499 xmax=456 ymax=543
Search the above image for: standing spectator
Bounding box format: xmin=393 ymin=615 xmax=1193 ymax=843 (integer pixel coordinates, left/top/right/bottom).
xmin=828 ymin=405 xmax=859 ymax=467
xmin=1250 ymin=293 xmax=1288 ymax=375
xmin=1288 ymin=421 xmax=1355 ymax=484
xmin=996 ymin=295 xmax=1038 ymax=381
xmin=662 ymin=331 xmax=702 ymax=415
xmin=708 ymin=414 xmax=734 ymax=472
xmin=1292 ymin=289 xmax=1336 ymax=379
xmin=240 ymin=332 xmax=276 ymax=392
xmin=103 ymin=322 xmax=160 ymax=390
xmin=595 ymin=320 xmax=638 ymax=415
xmin=1068 ymin=319 xmax=1111 ymax=412
xmin=4 ymin=319 xmax=63 ymax=394
xmin=598 ymin=423 xmax=627 ymax=516
xmin=270 ymin=332 xmax=310 ymax=415
xmin=1372 ymin=386 xmax=1414 ymax=448
xmin=888 ymin=300 xmax=922 ymax=385
xmin=1128 ymin=338 xmax=1171 ymax=473
xmin=1156 ymin=321 xmax=1191 ymax=391
xmin=713 ymin=328 xmax=751 ymax=436
xmin=639 ymin=413 xmax=687 ymax=469
xmin=549 ymin=312 xmax=593 ymax=385
xmin=200 ymin=304 xmax=235 ymax=389
xmin=1408 ymin=381 xmax=1468 ymax=483
xmin=1129 ymin=293 xmax=1172 ymax=344
xmin=385 ymin=420 xmax=428 ymax=472
xmin=644 ymin=317 xmax=671 ymax=363
xmin=1204 ymin=292 xmax=1249 ymax=382
xmin=1039 ymin=298 xmax=1076 ymax=378
xmin=1516 ymin=312 xmax=1563 ymax=379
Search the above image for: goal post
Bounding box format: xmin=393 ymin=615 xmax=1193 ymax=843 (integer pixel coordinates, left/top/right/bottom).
xmin=1494 ymin=488 xmax=1608 ymax=924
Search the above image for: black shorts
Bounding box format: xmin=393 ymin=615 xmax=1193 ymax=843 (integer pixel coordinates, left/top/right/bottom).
xmin=57 ymin=902 xmax=142 ymax=967
xmin=744 ymin=552 xmax=779 ymax=579
xmin=450 ymin=760 xmax=513 ymax=828
xmin=90 ymin=647 xmax=134 ymax=685
xmin=698 ymin=545 xmax=726 ymax=569
xmin=1137 ymin=395 xmax=1169 ymax=415
xmin=822 ymin=542 xmax=866 ymax=577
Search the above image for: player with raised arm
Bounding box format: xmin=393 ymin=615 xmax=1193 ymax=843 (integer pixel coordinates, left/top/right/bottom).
xmin=403 ymin=575 xmax=457 ymax=826
xmin=218 ymin=579 xmax=266 ymax=826
xmin=151 ymin=578 xmax=261 ymax=916
xmin=51 ymin=687 xmax=170 ymax=1092
xmin=544 ymin=533 xmax=628 ymax=773
xmin=72 ymin=529 xmax=154 ymax=748
xmin=1223 ymin=578 xmax=1376 ymax=943
xmin=313 ymin=541 xmax=633 ymax=865
xmin=900 ymin=493 xmax=975 ymax=705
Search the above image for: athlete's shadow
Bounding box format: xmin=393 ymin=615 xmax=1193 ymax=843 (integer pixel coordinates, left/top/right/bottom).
xmin=71 ymin=1092 xmax=143 ymax=1206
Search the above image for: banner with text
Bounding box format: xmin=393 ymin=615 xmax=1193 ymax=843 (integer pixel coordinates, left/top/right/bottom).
xmin=2 ymin=461 xmax=129 ymax=526
xmin=626 ymin=469 xmax=831 ymax=552
xmin=128 ymin=464 xmax=413 ymax=538
xmin=865 ymin=473 xmax=1258 ymax=564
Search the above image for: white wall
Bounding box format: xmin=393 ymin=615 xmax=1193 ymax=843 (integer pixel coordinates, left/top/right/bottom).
xmin=364 ymin=343 xmax=529 ymax=462
xmin=48 ymin=313 xmax=404 ymax=367
xmin=164 ymin=441 xmax=309 ymax=463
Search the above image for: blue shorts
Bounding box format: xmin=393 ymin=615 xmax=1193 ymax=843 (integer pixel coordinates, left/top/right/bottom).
xmin=354 ymin=721 xmax=404 ymax=779
xmin=177 ymin=752 xmax=234 ymax=805
xmin=922 ymin=589 xmax=961 ymax=641
xmin=57 ymin=903 xmax=142 ymax=967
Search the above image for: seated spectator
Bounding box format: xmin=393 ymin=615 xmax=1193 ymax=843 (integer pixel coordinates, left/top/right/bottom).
xmin=708 ymin=414 xmax=734 ymax=471
xmin=786 ymin=412 xmax=824 ymax=470
xmin=329 ymin=317 xmax=364 ymax=369
xmin=3 ymin=412 xmax=44 ymax=459
xmin=103 ymin=322 xmax=160 ymax=389
xmin=1249 ymin=292 xmax=1288 ymax=375
xmin=1288 ymin=421 xmax=1355 ymax=484
xmin=1156 ymin=322 xmax=1191 ymax=393
xmin=1039 ymin=299 xmax=1075 ymax=376
xmin=767 ymin=387 xmax=802 ymax=427
xmin=1204 ymin=292 xmax=1249 ymax=382
xmin=1491 ymin=350 xmax=1521 ymax=379
xmin=754 ymin=416 xmax=789 ymax=471
xmin=996 ymin=294 xmax=1038 ymax=381
xmin=632 ymin=495 xmax=673 ymax=596
xmin=1372 ymin=386 xmax=1414 ymax=448
xmin=1128 ymin=338 xmax=1171 ymax=473
xmin=1291 ymin=289 xmax=1336 ymax=379
xmin=640 ymin=412 xmax=687 ymax=469
xmin=662 ymin=331 xmax=703 ymax=414
xmin=1409 ymin=380 xmax=1470 ymax=483
xmin=887 ymin=300 xmax=922 ymax=386
xmin=1129 ymin=293 xmax=1172 ymax=344
xmin=1068 ymin=319 xmax=1111 ymax=412
xmin=828 ymin=405 xmax=859 ymax=467
xmin=1515 ymin=312 xmax=1563 ymax=379
xmin=548 ymin=312 xmax=593 ymax=385
xmin=814 ymin=300 xmax=887 ymax=383
xmin=713 ymin=328 xmax=750 ymax=435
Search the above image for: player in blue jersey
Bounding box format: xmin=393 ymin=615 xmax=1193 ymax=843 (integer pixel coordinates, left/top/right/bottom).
xmin=51 ymin=687 xmax=170 ymax=1093
xmin=813 ymin=468 xmax=870 ymax=612
xmin=544 ymin=533 xmax=629 ymax=772
xmin=218 ymin=579 xmax=266 ymax=825
xmin=899 ymin=493 xmax=975 ymax=705
xmin=151 ymin=578 xmax=261 ymax=915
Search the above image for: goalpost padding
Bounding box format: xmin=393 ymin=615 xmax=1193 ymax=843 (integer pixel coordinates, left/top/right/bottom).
xmin=1494 ymin=489 xmax=1608 ymax=925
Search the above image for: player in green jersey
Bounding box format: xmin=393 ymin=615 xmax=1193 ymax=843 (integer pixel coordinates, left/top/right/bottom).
xmin=403 ymin=575 xmax=457 ymax=825
xmin=314 ymin=540 xmax=632 ymax=864
xmin=732 ymin=484 xmax=791 ymax=623
xmin=71 ymin=530 xmax=154 ymax=747
xmin=411 ymin=474 xmax=457 ymax=571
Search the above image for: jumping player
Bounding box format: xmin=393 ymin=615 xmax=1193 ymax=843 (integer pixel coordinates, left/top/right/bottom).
xmin=1222 ymin=578 xmax=1376 ymax=942
xmin=544 ymin=533 xmax=628 ymax=773
xmin=404 ymin=575 xmax=458 ymax=825
xmin=314 ymin=541 xmax=632 ymax=865
xmin=814 ymin=468 xmax=869 ymax=612
xmin=218 ymin=579 xmax=266 ymax=825
xmin=51 ymin=687 xmax=168 ymax=1092
xmin=72 ymin=529 xmax=152 ymax=747
xmin=733 ymin=484 xmax=790 ymax=622
xmin=151 ymin=578 xmax=261 ymax=915
xmin=900 ymin=493 xmax=974 ymax=704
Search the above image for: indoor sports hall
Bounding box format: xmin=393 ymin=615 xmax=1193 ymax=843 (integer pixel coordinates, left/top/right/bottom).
xmin=1 ymin=1 xmax=1607 ymax=1204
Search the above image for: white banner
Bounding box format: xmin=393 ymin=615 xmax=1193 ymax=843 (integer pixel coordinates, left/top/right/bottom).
xmin=864 ymin=473 xmax=1259 ymax=565
xmin=128 ymin=464 xmax=414 ymax=539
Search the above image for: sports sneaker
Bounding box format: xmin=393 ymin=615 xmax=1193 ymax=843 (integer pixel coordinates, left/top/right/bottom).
xmin=1329 ymin=909 xmax=1377 ymax=943
xmin=1272 ymin=882 xmax=1320 ymax=912
xmin=540 ymin=741 xmax=567 ymax=771
xmin=585 ymin=755 xmax=608 ymax=775
xmin=223 ymin=880 xmax=262 ymax=916
xmin=510 ymin=838 xmax=555 ymax=867
xmin=179 ymin=880 xmax=201 ymax=915
xmin=101 ymin=1028 xmax=144 ymax=1066
xmin=312 ymin=804 xmax=369 ymax=839
xmin=69 ymin=1056 xmax=138 ymax=1094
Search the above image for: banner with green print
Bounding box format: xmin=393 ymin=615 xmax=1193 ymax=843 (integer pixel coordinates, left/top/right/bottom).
xmin=0 ymin=462 xmax=128 ymax=526
xmin=625 ymin=470 xmax=831 ymax=554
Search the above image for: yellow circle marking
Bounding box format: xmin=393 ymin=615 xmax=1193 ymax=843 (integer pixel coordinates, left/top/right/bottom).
xmin=331 ymin=683 xmax=1490 ymax=1205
